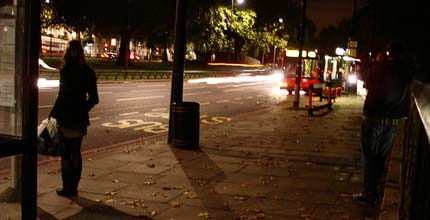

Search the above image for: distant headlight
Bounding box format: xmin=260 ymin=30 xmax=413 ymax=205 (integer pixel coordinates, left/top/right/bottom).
xmin=279 ymin=81 xmax=288 ymax=88
xmin=271 ymin=71 xmax=284 ymax=81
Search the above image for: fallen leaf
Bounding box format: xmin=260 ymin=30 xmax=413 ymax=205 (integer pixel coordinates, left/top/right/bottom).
xmin=233 ymin=196 xmax=248 ymax=201
xmin=198 ymin=211 xmax=210 ymax=218
xmin=204 ymin=165 xmax=213 ymax=170
xmin=150 ymin=210 xmax=157 ymax=216
xmin=170 ymin=201 xmax=182 ymax=208
xmin=297 ymin=207 xmax=307 ymax=212
xmin=104 ymin=191 xmax=117 ymax=196
xmin=256 ymin=213 xmax=265 ymax=218
xmin=197 ymin=179 xmax=208 ymax=186
xmin=104 ymin=199 xmax=115 ymax=203
xmin=187 ymin=194 xmax=199 ymax=199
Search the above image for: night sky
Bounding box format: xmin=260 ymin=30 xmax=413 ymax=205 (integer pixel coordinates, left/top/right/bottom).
xmin=307 ymin=0 xmax=366 ymax=33
xmin=244 ymin=0 xmax=367 ymax=35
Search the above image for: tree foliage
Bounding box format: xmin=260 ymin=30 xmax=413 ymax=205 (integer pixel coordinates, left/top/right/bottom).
xmin=49 ymin=0 xmax=93 ymax=35
xmin=191 ymin=5 xmax=289 ymax=61
xmin=44 ymin=0 xmax=175 ymax=66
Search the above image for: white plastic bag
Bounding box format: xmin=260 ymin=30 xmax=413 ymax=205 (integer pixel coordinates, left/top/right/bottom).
xmin=37 ymin=118 xmax=59 ymax=138
xmin=37 ymin=118 xmax=64 ymax=156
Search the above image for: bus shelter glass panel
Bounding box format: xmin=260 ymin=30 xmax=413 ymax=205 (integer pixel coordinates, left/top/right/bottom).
xmin=0 ymin=1 xmax=21 ymax=137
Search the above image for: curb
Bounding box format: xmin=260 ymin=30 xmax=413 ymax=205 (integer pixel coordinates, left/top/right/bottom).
xmin=0 ymin=103 xmax=279 ymax=178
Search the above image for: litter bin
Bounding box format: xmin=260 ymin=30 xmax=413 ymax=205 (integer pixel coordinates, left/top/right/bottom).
xmin=172 ymin=102 xmax=200 ymax=149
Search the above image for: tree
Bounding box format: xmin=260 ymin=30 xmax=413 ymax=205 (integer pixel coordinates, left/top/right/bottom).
xmin=192 ymin=6 xmax=259 ymax=62
xmin=41 ymin=2 xmax=57 ymax=29
xmin=49 ymin=0 xmax=93 ymax=38
xmin=48 ymin=0 xmax=176 ymax=67
xmin=189 ymin=4 xmax=293 ymax=63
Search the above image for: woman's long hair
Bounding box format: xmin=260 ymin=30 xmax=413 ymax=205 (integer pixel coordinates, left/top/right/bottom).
xmin=62 ymin=40 xmax=86 ymax=67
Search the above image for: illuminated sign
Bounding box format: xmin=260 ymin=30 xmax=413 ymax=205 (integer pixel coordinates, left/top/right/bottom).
xmin=307 ymin=51 xmax=316 ymax=58
xmin=286 ymin=50 xmax=307 ymax=58
xmin=335 ymin=47 xmax=346 ymax=56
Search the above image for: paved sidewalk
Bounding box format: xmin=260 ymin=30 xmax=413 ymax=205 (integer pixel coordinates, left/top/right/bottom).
xmin=1 ymin=95 xmax=382 ymax=220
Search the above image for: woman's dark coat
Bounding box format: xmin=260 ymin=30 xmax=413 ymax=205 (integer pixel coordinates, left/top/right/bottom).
xmin=50 ymin=64 xmax=99 ymax=130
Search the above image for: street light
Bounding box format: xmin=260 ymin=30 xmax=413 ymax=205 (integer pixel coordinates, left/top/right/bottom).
xmin=273 ymin=45 xmax=277 ymax=67
xmin=231 ymin=0 xmax=244 ymax=11
xmin=272 ymin=18 xmax=283 ymax=67
xmin=228 ymin=0 xmax=244 ymax=62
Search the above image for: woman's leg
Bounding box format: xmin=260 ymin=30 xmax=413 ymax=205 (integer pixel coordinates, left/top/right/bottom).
xmin=57 ymin=137 xmax=74 ymax=196
xmin=69 ymin=137 xmax=83 ymax=194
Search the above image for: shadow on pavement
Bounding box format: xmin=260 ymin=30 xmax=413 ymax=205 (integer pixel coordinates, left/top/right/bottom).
xmin=61 ymin=196 xmax=151 ymax=220
xmin=169 ymin=146 xmax=237 ymax=219
xmin=37 ymin=207 xmax=58 ymax=220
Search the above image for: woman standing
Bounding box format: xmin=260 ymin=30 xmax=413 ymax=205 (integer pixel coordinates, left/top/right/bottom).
xmin=50 ymin=40 xmax=99 ymax=197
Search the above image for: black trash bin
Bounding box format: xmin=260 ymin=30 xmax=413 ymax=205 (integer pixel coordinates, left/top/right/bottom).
xmin=172 ymin=102 xmax=200 ymax=149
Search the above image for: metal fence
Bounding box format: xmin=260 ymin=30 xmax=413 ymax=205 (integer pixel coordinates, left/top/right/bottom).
xmin=400 ymin=80 xmax=430 ymax=220
xmin=39 ymin=69 xmax=244 ymax=81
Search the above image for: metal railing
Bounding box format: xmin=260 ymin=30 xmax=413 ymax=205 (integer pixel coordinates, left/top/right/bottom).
xmin=39 ymin=69 xmax=245 ymax=81
xmin=400 ymin=80 xmax=430 ymax=220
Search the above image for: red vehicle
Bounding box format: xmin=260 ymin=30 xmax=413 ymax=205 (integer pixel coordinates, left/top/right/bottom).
xmin=278 ymin=49 xmax=321 ymax=95
xmin=279 ymin=73 xmax=320 ymax=94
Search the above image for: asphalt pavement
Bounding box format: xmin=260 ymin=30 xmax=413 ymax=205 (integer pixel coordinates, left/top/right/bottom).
xmin=0 ymin=94 xmax=386 ymax=220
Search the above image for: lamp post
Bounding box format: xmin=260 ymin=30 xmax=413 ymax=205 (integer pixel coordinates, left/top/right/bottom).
xmin=272 ymin=18 xmax=283 ymax=68
xmin=273 ymin=45 xmax=277 ymax=67
xmin=293 ymin=0 xmax=307 ymax=108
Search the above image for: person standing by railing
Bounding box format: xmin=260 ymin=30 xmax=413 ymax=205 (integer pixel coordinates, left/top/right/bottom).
xmin=353 ymin=41 xmax=414 ymax=205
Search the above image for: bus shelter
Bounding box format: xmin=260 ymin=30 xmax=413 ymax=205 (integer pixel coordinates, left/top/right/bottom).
xmin=323 ymin=55 xmax=360 ymax=94
xmin=0 ymin=0 xmax=40 ymax=219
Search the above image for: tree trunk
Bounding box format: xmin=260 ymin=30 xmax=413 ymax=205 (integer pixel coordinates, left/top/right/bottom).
xmin=234 ymin=36 xmax=244 ymax=63
xmin=163 ymin=47 xmax=168 ymax=62
xmin=116 ymin=31 xmax=132 ymax=68
xmin=163 ymin=32 xmax=169 ymax=62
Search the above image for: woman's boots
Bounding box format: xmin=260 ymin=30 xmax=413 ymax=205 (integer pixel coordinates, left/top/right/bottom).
xmin=56 ymin=167 xmax=80 ymax=197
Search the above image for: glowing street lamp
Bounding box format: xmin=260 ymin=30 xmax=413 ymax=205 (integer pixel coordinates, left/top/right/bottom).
xmin=231 ymin=0 xmax=244 ymax=11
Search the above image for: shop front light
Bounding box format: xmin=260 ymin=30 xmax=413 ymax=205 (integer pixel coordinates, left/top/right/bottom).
xmin=348 ymin=74 xmax=357 ymax=84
